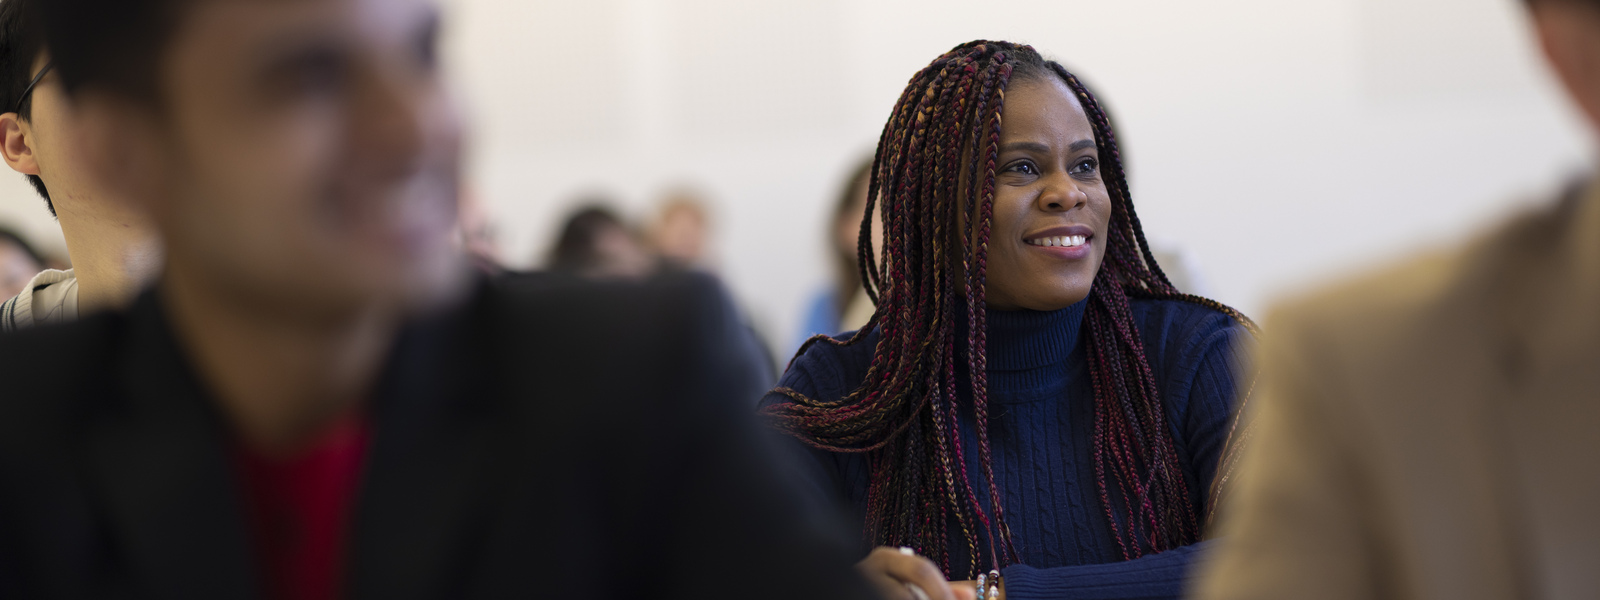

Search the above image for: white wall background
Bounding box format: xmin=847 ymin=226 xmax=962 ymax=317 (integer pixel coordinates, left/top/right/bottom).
xmin=0 ymin=0 xmax=1588 ymax=351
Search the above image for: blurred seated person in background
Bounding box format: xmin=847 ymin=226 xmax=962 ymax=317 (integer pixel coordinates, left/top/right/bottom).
xmin=546 ymin=202 xmax=654 ymax=279
xmin=0 ymin=0 xmax=161 ymax=331
xmin=547 ymin=202 xmax=779 ymax=387
xmin=648 ymin=188 xmax=713 ymax=271
xmin=0 ymin=0 xmax=875 ymax=598
xmin=1197 ymin=1 xmax=1600 ymax=598
xmin=795 ymin=158 xmax=879 ymax=350
xmin=0 ymin=227 xmax=43 ymax=299
xmin=762 ymin=41 xmax=1256 ymax=600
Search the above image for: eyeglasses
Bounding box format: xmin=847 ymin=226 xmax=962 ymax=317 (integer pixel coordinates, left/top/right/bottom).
xmin=13 ymin=61 xmax=53 ymax=114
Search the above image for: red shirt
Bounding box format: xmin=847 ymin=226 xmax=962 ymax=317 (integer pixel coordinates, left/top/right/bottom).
xmin=234 ymin=416 xmax=371 ymax=600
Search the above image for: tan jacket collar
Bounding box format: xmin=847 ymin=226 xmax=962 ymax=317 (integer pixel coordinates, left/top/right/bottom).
xmin=1499 ymin=178 xmax=1600 ymax=382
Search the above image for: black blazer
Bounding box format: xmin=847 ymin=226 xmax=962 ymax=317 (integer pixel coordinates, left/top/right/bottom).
xmin=0 ymin=272 xmax=874 ymax=600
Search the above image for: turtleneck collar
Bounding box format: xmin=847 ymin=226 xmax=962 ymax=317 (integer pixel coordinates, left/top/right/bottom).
xmin=983 ymin=298 xmax=1087 ymax=372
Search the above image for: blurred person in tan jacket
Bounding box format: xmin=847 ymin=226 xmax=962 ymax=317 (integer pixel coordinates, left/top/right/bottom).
xmin=1197 ymin=1 xmax=1600 ymax=598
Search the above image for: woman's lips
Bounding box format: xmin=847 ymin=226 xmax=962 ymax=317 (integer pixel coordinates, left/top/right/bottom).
xmin=1024 ymin=234 xmax=1088 ymax=248
xmin=1023 ymin=225 xmax=1094 ymax=259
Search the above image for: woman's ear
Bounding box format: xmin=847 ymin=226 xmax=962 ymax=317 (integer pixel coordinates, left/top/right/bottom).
xmin=68 ymin=91 xmax=172 ymax=218
xmin=0 ymin=112 xmax=42 ymax=177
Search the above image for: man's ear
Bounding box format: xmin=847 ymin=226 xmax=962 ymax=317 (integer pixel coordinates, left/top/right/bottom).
xmin=0 ymin=112 xmax=41 ymax=177
xmin=1533 ymin=2 xmax=1600 ymax=136
xmin=68 ymin=91 xmax=172 ymax=217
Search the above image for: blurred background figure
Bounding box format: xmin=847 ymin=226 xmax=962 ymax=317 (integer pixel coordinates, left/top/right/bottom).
xmin=546 ymin=202 xmax=655 ymax=279
xmin=0 ymin=226 xmax=42 ymax=298
xmin=793 ymin=159 xmax=877 ymax=351
xmin=644 ymin=187 xmax=784 ymax=382
xmin=648 ymin=187 xmax=713 ymax=271
xmin=544 ymin=193 xmax=781 ymax=381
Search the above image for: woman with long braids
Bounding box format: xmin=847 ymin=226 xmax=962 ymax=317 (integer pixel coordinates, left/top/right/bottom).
xmin=762 ymin=41 xmax=1255 ymax=600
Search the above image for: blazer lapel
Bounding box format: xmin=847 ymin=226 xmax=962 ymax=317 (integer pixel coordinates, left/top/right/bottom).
xmin=85 ymin=294 xmax=261 ymax=599
xmin=1517 ymin=180 xmax=1600 ymax=367
xmin=1488 ymin=178 xmax=1600 ymax=597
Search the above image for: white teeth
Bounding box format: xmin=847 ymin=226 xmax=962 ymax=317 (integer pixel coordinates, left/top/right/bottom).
xmin=1026 ymin=235 xmax=1087 ymax=248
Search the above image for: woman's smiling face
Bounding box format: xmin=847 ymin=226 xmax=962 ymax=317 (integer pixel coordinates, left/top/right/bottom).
xmin=981 ymin=75 xmax=1113 ymax=312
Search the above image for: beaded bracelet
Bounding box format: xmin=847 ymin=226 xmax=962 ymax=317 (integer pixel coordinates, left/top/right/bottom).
xmin=975 ymin=569 xmax=1000 ymax=599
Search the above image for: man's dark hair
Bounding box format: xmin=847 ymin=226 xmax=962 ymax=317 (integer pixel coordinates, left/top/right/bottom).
xmin=42 ymin=0 xmax=184 ymax=106
xmin=0 ymin=0 xmax=53 ymax=215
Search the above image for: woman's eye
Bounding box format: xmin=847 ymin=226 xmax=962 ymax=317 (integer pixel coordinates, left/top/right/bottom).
xmin=1006 ymin=162 xmax=1039 ymax=176
xmin=1071 ymin=158 xmax=1099 ymax=176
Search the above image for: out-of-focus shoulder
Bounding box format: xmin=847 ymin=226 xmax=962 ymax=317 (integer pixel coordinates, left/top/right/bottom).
xmin=770 ymin=329 xmax=877 ymax=409
xmin=0 ymin=311 xmax=124 ymax=440
xmin=1128 ymin=296 xmax=1247 ymax=335
xmin=1124 ymin=295 xmax=1253 ymax=388
xmin=788 ymin=329 xmax=872 ymax=369
xmin=0 ymin=310 xmax=122 ymax=378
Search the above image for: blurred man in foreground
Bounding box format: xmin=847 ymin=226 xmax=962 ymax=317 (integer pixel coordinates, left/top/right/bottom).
xmin=0 ymin=0 xmax=872 ymax=598
xmin=0 ymin=0 xmax=161 ymax=331
xmin=1198 ymin=1 xmax=1600 ymax=598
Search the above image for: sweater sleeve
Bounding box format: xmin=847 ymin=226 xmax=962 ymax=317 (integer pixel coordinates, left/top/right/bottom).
xmin=1179 ymin=322 xmax=1252 ymax=507
xmin=999 ymin=315 xmax=1247 ymax=600
xmin=1001 ymin=541 xmax=1208 ymax=600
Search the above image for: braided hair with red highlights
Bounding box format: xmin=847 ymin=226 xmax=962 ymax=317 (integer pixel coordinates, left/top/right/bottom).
xmin=764 ymin=41 xmax=1257 ymax=578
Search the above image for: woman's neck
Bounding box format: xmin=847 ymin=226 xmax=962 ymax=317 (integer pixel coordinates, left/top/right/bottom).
xmin=982 ymin=300 xmax=1087 ymax=372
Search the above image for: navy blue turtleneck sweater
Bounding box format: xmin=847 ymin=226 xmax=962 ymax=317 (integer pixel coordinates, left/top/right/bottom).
xmin=762 ymin=297 xmax=1249 ymax=600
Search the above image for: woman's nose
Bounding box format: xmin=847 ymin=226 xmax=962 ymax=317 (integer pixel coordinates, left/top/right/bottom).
xmin=1038 ymin=174 xmax=1089 ymax=211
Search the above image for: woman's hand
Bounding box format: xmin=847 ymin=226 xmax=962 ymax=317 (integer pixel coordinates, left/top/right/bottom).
xmin=856 ymin=546 xmax=976 ymax=600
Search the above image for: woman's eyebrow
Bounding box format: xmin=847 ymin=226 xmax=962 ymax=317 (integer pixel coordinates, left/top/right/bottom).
xmin=999 ymin=141 xmax=1049 ymax=153
xmin=998 ymin=140 xmax=1098 ymax=153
